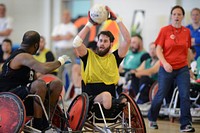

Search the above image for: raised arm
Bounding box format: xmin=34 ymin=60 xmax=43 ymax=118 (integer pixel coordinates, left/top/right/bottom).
xmin=106 ymin=6 xmax=131 ymax=58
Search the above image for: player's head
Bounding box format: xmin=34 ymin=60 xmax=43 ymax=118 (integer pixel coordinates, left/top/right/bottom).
xmin=96 ymin=31 xmax=115 ymax=56
xmin=2 ymin=38 xmax=12 ymax=53
xmin=21 ymin=30 xmax=40 ymax=54
xmin=0 ymin=3 xmax=6 ymax=17
xmin=130 ymin=34 xmax=143 ymax=53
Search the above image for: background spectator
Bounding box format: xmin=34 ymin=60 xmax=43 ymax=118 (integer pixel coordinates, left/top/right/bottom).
xmin=34 ymin=36 xmax=58 ymax=76
xmin=0 ymin=3 xmax=13 ymax=54
xmin=119 ymin=34 xmax=150 ymax=97
xmin=0 ymin=38 xmax=12 ymax=72
xmin=51 ymin=9 xmax=78 ymax=84
xmin=148 ymin=5 xmax=195 ymax=132
xmin=186 ymin=8 xmax=200 ymax=60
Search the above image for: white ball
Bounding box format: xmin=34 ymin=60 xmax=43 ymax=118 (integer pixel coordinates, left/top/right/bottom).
xmin=90 ymin=4 xmax=108 ymax=24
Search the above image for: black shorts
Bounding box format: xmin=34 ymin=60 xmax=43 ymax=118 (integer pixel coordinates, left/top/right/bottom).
xmin=9 ymin=84 xmax=31 ymax=100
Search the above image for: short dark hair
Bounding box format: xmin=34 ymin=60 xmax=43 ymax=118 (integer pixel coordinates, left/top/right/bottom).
xmin=2 ymin=38 xmax=12 ymax=46
xmin=171 ymin=5 xmax=185 ymax=16
xmin=132 ymin=34 xmax=143 ymax=41
xmin=22 ymin=30 xmax=40 ymax=46
xmin=97 ymin=31 xmax=115 ymax=43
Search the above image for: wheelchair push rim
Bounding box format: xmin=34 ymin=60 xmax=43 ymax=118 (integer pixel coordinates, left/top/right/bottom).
xmin=149 ymin=81 xmax=158 ymax=101
xmin=0 ymin=92 xmax=26 ymax=133
xmin=120 ymin=92 xmax=146 ymax=133
xmin=67 ymin=92 xmax=89 ymax=131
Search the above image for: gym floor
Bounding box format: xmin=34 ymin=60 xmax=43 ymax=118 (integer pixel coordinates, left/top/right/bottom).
xmin=144 ymin=117 xmax=200 ymax=133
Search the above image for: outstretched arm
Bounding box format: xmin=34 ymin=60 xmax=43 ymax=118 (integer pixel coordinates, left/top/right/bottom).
xmin=10 ymin=53 xmax=71 ymax=74
xmin=106 ymin=6 xmax=131 ymax=58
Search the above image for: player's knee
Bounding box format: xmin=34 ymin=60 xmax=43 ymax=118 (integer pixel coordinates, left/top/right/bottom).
xmin=50 ymin=79 xmax=63 ymax=93
xmin=32 ymin=80 xmax=47 ymax=93
xmin=102 ymin=92 xmax=112 ymax=109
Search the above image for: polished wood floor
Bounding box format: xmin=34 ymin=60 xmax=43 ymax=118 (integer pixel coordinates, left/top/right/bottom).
xmin=144 ymin=117 xmax=200 ymax=133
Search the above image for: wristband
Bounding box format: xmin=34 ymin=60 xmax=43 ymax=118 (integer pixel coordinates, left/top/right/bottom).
xmin=58 ymin=57 xmax=65 ymax=65
xmin=73 ymin=35 xmax=83 ymax=48
xmin=116 ymin=17 xmax=122 ymax=23
xmin=86 ymin=21 xmax=93 ymax=28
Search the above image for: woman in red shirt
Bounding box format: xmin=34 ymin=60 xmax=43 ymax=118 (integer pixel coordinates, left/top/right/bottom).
xmin=148 ymin=5 xmax=195 ymax=132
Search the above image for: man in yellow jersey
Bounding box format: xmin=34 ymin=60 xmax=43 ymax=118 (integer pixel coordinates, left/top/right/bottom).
xmin=34 ymin=36 xmax=58 ymax=76
xmin=73 ymin=6 xmax=131 ymax=110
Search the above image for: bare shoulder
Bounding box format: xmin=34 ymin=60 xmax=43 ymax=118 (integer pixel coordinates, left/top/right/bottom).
xmin=10 ymin=53 xmax=34 ymax=69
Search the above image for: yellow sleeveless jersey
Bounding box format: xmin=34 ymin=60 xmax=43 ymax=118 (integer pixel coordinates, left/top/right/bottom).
xmin=34 ymin=49 xmax=58 ymax=72
xmin=81 ymin=49 xmax=119 ymax=85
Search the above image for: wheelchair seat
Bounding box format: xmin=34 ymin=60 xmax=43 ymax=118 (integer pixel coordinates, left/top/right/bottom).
xmin=84 ymin=92 xmax=146 ymax=133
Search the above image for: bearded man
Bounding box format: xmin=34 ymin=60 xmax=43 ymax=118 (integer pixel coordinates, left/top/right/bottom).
xmin=73 ymin=6 xmax=131 ymax=110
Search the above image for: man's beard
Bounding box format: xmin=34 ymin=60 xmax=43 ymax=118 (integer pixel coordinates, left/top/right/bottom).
xmin=96 ymin=45 xmax=111 ymax=56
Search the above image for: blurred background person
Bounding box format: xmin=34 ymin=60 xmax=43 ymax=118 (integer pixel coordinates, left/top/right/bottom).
xmin=119 ymin=34 xmax=150 ymax=97
xmin=0 ymin=3 xmax=13 ymax=54
xmin=186 ymin=8 xmax=200 ymax=60
xmin=130 ymin=42 xmax=159 ymax=104
xmin=51 ymin=9 xmax=78 ymax=85
xmin=34 ymin=36 xmax=58 ymax=76
xmin=0 ymin=38 xmax=12 ymax=72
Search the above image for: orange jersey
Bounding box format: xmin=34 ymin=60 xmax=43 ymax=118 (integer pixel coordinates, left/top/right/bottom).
xmin=155 ymin=25 xmax=191 ymax=69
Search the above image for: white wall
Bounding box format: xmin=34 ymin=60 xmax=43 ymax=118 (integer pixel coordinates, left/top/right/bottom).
xmin=1 ymin=0 xmax=199 ymax=51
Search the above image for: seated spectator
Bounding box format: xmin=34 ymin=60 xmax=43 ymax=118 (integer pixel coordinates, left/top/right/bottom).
xmin=190 ymin=46 xmax=197 ymax=79
xmin=130 ymin=42 xmax=159 ymax=104
xmin=0 ymin=38 xmax=12 ymax=72
xmin=34 ymin=36 xmax=58 ymax=76
xmin=119 ymin=34 xmax=150 ymax=97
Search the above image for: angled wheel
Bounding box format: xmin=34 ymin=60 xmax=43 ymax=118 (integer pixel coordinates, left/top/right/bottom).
xmin=67 ymin=92 xmax=89 ymax=131
xmin=149 ymin=81 xmax=158 ymax=101
xmin=0 ymin=92 xmax=26 ymax=133
xmin=120 ymin=92 xmax=146 ymax=133
xmin=51 ymin=105 xmax=69 ymax=131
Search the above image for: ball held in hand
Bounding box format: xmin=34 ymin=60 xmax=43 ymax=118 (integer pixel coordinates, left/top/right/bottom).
xmin=89 ymin=4 xmax=109 ymax=24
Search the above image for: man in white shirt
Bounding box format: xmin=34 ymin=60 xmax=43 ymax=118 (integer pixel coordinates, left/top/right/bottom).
xmin=0 ymin=3 xmax=13 ymax=46
xmin=52 ymin=9 xmax=77 ymax=84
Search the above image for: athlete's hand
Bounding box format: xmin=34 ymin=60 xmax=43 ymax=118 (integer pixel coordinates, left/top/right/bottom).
xmin=106 ymin=6 xmax=117 ymax=20
xmin=58 ymin=55 xmax=72 ymax=65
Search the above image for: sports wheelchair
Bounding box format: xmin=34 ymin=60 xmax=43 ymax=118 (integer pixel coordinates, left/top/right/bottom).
xmin=82 ymin=92 xmax=146 ymax=133
xmin=0 ymin=75 xmax=146 ymax=133
xmin=0 ymin=74 xmax=89 ymax=133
